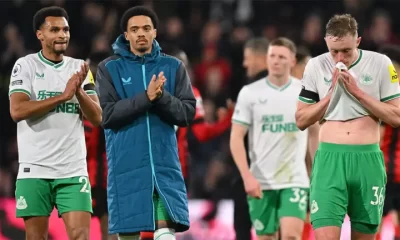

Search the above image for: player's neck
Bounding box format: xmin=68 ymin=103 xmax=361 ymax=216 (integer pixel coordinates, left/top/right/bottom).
xmin=268 ymin=73 xmax=290 ymax=87
xmin=41 ymin=49 xmax=63 ymax=62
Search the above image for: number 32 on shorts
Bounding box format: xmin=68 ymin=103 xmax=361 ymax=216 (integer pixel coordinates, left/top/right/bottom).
xmin=79 ymin=176 xmax=91 ymax=193
xmin=370 ymin=186 xmax=384 ymax=206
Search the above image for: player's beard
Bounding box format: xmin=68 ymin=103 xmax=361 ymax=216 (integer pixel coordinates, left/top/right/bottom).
xmin=52 ymin=42 xmax=68 ymax=55
xmin=135 ymin=45 xmax=150 ymax=53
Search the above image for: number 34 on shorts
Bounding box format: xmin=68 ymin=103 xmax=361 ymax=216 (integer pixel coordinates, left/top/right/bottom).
xmin=15 ymin=176 xmax=93 ymax=218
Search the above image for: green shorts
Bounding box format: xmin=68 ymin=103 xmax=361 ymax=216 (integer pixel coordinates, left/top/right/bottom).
xmin=153 ymin=190 xmax=171 ymax=221
xmin=310 ymin=143 xmax=386 ymax=234
xmin=248 ymin=187 xmax=309 ymax=235
xmin=15 ymin=177 xmax=93 ymax=218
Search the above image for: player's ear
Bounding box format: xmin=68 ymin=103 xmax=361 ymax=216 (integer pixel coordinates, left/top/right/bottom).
xmin=124 ymin=32 xmax=128 ymax=41
xmin=36 ymin=30 xmax=44 ymax=42
xmin=153 ymin=29 xmax=157 ymax=39
xmin=291 ymin=54 xmax=297 ymax=68
xmin=356 ymin=37 xmax=361 ymax=47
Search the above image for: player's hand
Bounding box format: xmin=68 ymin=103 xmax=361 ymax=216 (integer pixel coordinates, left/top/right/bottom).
xmin=147 ymin=72 xmax=166 ymax=101
xmin=340 ymin=70 xmax=364 ymax=98
xmin=243 ymin=173 xmax=263 ymax=199
xmin=327 ymin=68 xmax=340 ymax=96
xmin=62 ymin=73 xmax=79 ymax=101
xmin=226 ymin=99 xmax=235 ymax=110
xmin=76 ymin=62 xmax=90 ymax=88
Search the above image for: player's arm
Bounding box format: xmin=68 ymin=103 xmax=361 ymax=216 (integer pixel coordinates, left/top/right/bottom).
xmin=295 ymin=60 xmax=333 ymax=130
xmin=305 ymin=122 xmax=319 ymax=176
xmin=230 ymin=87 xmax=252 ymax=178
xmin=154 ymin=62 xmax=196 ymax=127
xmin=9 ymin=58 xmax=68 ymax=122
xmin=76 ymin=69 xmax=102 ymax=127
xmin=352 ymin=56 xmax=400 ymax=127
xmin=96 ymin=62 xmax=153 ymax=130
xmin=230 ymin=123 xmax=251 ymax=178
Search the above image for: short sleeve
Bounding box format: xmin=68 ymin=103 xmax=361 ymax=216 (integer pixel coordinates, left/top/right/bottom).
xmin=232 ymin=86 xmax=252 ymax=126
xmin=82 ymin=69 xmax=97 ymax=96
xmin=380 ymin=55 xmax=400 ymax=102
xmin=298 ymin=59 xmax=320 ymax=104
xmin=8 ymin=58 xmax=33 ymax=98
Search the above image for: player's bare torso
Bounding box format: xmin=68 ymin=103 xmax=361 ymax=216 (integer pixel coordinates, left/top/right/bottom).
xmin=320 ymin=116 xmax=380 ymax=144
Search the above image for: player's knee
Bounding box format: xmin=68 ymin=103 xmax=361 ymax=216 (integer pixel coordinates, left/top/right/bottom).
xmin=69 ymin=226 xmax=89 ymax=240
xmin=281 ymin=237 xmax=298 ymax=240
xmin=26 ymin=233 xmax=47 ymax=240
xmin=281 ymin=232 xmax=302 ymax=240
xmin=312 ymin=220 xmax=341 ymax=240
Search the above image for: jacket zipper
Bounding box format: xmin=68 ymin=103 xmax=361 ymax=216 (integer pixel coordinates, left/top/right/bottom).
xmin=141 ymin=57 xmax=178 ymax=227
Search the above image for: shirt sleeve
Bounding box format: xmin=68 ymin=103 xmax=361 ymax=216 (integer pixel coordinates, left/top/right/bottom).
xmin=232 ymin=86 xmax=252 ymax=126
xmin=380 ymin=55 xmax=400 ymax=102
xmin=298 ymin=59 xmax=320 ymax=104
xmin=82 ymin=69 xmax=97 ymax=96
xmin=8 ymin=58 xmax=33 ymax=98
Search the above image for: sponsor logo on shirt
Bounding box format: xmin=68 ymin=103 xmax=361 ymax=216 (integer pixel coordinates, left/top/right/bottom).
xmin=37 ymin=90 xmax=80 ymax=114
xmin=11 ymin=80 xmax=23 ymax=86
xmin=389 ymin=64 xmax=398 ymax=83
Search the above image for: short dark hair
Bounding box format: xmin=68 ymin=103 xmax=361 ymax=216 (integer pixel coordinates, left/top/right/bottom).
xmin=326 ymin=14 xmax=358 ymax=38
xmin=33 ymin=6 xmax=69 ymax=32
xmin=120 ymin=6 xmax=159 ymax=32
xmin=379 ymin=44 xmax=400 ymax=64
xmin=269 ymin=37 xmax=297 ymax=54
xmin=296 ymin=46 xmax=311 ymax=63
xmin=244 ymin=37 xmax=269 ymax=55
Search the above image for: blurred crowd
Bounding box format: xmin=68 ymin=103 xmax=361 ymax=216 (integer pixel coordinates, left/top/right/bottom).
xmin=1 ymin=0 xmax=400 ymax=201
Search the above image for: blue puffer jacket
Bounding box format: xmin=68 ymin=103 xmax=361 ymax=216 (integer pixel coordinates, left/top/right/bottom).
xmin=96 ymin=35 xmax=196 ymax=234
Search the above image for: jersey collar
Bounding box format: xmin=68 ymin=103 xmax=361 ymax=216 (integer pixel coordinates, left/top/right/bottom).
xmin=266 ymin=77 xmax=292 ymax=91
xmin=38 ymin=51 xmax=64 ymax=68
xmin=348 ymin=49 xmax=363 ymax=70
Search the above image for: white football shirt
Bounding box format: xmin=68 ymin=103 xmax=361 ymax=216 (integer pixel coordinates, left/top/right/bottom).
xmin=232 ymin=77 xmax=309 ymax=190
xmin=299 ymin=49 xmax=400 ymax=121
xmin=9 ymin=51 xmax=96 ymax=179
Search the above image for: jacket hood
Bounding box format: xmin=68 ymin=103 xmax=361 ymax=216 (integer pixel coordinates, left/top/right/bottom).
xmin=112 ymin=34 xmax=162 ymax=61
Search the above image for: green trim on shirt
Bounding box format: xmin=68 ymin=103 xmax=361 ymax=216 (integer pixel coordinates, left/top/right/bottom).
xmin=9 ymin=89 xmax=31 ymax=97
xmin=381 ymin=93 xmax=400 ymax=102
xmin=85 ymin=90 xmax=97 ymax=95
xmin=232 ymin=119 xmax=250 ymax=127
xmin=266 ymin=78 xmax=292 ymax=91
xmin=38 ymin=51 xmax=64 ymax=68
xmin=298 ymin=96 xmax=316 ymax=104
xmin=348 ymin=49 xmax=363 ymax=70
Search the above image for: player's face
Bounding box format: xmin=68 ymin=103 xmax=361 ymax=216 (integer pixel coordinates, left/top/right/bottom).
xmin=125 ymin=15 xmax=157 ymax=55
xmin=325 ymin=34 xmax=361 ymax=67
xmin=36 ymin=16 xmax=70 ymax=55
xmin=243 ymin=48 xmax=266 ymax=78
xmin=267 ymin=46 xmax=295 ymax=77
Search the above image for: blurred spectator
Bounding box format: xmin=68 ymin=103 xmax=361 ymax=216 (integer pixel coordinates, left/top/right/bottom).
xmin=292 ymin=46 xmax=312 ymax=79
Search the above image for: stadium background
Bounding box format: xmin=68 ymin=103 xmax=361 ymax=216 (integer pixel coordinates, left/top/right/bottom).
xmin=0 ymin=0 xmax=399 ymax=239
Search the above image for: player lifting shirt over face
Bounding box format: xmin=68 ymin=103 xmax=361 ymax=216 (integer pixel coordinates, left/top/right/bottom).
xmin=8 ymin=6 xmax=102 ymax=240
xmin=296 ymin=14 xmax=400 ymax=240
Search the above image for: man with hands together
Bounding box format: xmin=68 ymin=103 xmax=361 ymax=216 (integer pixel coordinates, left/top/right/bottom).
xmin=296 ymin=14 xmax=400 ymax=240
xmin=9 ymin=6 xmax=101 ymax=240
xmin=96 ymin=6 xmax=195 ymax=240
